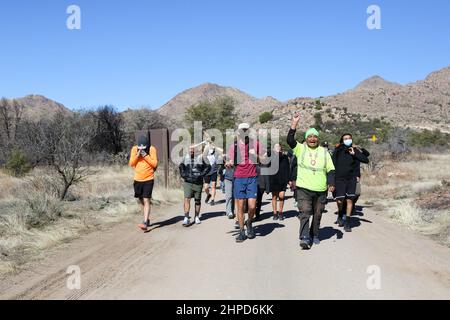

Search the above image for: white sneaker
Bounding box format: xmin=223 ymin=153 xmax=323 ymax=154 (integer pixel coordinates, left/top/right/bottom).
xmin=183 ymin=217 xmax=190 ymax=226
xmin=195 ymin=216 xmax=201 ymax=225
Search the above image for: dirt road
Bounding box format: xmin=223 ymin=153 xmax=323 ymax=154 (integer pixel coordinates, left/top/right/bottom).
xmin=1 ymin=191 xmax=450 ymax=300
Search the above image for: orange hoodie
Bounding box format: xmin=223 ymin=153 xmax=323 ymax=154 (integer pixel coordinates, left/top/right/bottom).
xmin=129 ymin=146 xmax=158 ymax=182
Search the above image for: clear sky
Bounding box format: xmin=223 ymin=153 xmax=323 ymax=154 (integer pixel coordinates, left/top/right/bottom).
xmin=0 ymin=0 xmax=449 ymax=111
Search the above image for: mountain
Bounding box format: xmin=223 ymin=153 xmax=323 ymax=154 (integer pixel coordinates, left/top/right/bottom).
xmin=156 ymin=83 xmax=282 ymax=123
xmin=265 ymin=67 xmax=450 ymax=133
xmin=13 ymin=95 xmax=71 ymax=121
xmin=354 ymin=75 xmax=401 ymax=91
xmin=6 ymin=67 xmax=449 ymax=133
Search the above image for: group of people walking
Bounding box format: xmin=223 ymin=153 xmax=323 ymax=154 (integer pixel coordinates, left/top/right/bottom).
xmin=129 ymin=113 xmax=370 ymax=250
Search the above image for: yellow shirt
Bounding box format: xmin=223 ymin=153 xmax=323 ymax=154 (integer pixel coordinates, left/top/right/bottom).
xmin=292 ymin=143 xmax=335 ymax=192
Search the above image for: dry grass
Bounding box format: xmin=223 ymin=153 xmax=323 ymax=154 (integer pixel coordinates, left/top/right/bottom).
xmin=361 ymin=153 xmax=450 ymax=246
xmin=0 ymin=166 xmax=183 ymax=276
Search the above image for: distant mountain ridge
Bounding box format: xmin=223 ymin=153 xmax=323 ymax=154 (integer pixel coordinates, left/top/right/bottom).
xmin=156 ymin=82 xmax=282 ymax=123
xmin=6 ymin=66 xmax=449 ymax=132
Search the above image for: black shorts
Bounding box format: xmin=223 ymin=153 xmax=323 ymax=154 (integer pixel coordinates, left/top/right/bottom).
xmin=134 ymin=180 xmax=154 ymax=199
xmin=335 ymin=177 xmax=357 ymax=200
xmin=204 ymin=172 xmax=218 ymax=184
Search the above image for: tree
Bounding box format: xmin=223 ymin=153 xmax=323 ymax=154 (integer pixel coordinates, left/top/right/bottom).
xmin=51 ymin=112 xmax=95 ymax=200
xmin=122 ymin=108 xmax=169 ymax=149
xmin=5 ymin=149 xmax=31 ymax=177
xmin=314 ymin=112 xmax=323 ymax=130
xmin=23 ymin=112 xmax=95 ymax=200
xmin=90 ymin=106 xmax=124 ymax=155
xmin=0 ymin=97 xmax=23 ymax=144
xmin=185 ymin=96 xmax=238 ymax=132
xmin=259 ymin=111 xmax=273 ymax=124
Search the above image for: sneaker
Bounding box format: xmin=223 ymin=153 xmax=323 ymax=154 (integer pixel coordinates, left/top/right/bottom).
xmin=138 ymin=222 xmax=148 ymax=231
xmin=344 ymin=220 xmax=352 ymax=232
xmin=210 ymin=200 xmax=215 ymax=206
xmin=300 ymin=238 xmax=311 ymax=250
xmin=205 ymin=194 xmax=212 ymax=204
xmin=235 ymin=230 xmax=247 ymax=243
xmin=195 ymin=216 xmax=201 ymax=225
xmin=246 ymin=221 xmax=255 ymax=239
xmin=235 ymin=220 xmax=240 ymax=229
xmin=273 ymin=214 xmax=279 ymax=221
xmin=227 ymin=213 xmax=236 ymax=219
xmin=182 ymin=217 xmax=190 ymax=227
xmin=313 ymin=237 xmax=321 ymax=245
xmin=279 ymin=214 xmax=285 ymax=221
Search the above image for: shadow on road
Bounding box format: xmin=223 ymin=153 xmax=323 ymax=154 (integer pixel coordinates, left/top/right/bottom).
xmin=320 ymin=226 xmax=344 ymax=241
xmin=283 ymin=210 xmax=299 ymax=219
xmin=227 ymin=222 xmax=285 ymax=238
xmin=349 ymin=217 xmax=373 ymax=228
xmin=254 ymin=223 xmax=285 ymax=237
xmin=210 ymin=199 xmax=226 ymax=205
xmin=149 ymin=216 xmax=184 ymax=231
xmin=201 ymin=211 xmax=226 ymax=221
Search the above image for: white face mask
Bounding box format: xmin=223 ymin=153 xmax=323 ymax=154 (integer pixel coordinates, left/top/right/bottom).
xmin=344 ymin=139 xmax=353 ymax=147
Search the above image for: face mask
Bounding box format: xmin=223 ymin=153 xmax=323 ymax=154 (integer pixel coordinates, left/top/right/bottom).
xmin=344 ymin=140 xmax=353 ymax=147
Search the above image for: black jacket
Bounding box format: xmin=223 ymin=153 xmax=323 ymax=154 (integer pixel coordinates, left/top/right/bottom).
xmin=356 ymin=148 xmax=370 ymax=178
xmin=179 ymin=155 xmax=211 ymax=185
xmin=289 ymin=155 xmax=297 ymax=182
xmin=269 ymin=152 xmax=291 ymax=190
xmin=332 ymin=145 xmax=369 ymax=179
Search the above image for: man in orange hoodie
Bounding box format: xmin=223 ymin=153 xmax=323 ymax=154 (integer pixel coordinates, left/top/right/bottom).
xmin=129 ymin=135 xmax=158 ymax=232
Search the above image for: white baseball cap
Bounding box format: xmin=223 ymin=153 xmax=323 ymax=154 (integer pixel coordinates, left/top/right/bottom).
xmin=238 ymin=123 xmax=250 ymax=130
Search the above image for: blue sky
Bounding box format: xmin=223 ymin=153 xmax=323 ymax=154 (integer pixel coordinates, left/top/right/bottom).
xmin=0 ymin=0 xmax=449 ymax=111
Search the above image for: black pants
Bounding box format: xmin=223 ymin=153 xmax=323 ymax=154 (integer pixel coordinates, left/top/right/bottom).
xmin=255 ymin=187 xmax=264 ymax=218
xmin=296 ymin=188 xmax=327 ymax=239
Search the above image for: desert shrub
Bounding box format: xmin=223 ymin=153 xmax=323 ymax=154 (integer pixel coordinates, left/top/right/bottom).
xmin=185 ymin=96 xmax=238 ymax=132
xmin=4 ymin=150 xmax=31 ymax=177
xmin=409 ymin=129 xmax=450 ymax=150
xmin=259 ymin=111 xmax=273 ymax=124
xmin=24 ymin=193 xmax=63 ymax=228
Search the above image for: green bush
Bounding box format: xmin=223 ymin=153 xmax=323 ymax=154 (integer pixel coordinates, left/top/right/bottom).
xmin=409 ymin=129 xmax=450 ymax=149
xmin=314 ymin=113 xmax=323 ymax=129
xmin=185 ymin=96 xmax=237 ymax=132
xmin=5 ymin=150 xmax=31 ymax=177
xmin=259 ymin=111 xmax=273 ymax=124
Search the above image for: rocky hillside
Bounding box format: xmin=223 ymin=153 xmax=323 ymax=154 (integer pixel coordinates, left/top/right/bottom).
xmin=13 ymin=95 xmax=71 ymax=121
xmin=156 ymin=82 xmax=281 ymax=123
xmin=262 ymin=67 xmax=450 ymax=133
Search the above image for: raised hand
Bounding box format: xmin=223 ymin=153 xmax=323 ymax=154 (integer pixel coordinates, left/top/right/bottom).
xmin=291 ymin=112 xmax=301 ymax=129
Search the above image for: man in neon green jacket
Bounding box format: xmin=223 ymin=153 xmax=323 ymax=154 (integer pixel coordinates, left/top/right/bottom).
xmin=287 ymin=113 xmax=336 ymax=250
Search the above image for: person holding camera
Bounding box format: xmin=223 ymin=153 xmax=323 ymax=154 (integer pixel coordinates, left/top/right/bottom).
xmin=129 ymin=135 xmax=158 ymax=232
xmin=332 ymin=134 xmax=369 ymax=232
